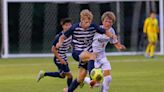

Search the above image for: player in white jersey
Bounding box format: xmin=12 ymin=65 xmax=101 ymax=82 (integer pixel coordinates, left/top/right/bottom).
xmin=84 ymin=11 xmax=125 ymax=92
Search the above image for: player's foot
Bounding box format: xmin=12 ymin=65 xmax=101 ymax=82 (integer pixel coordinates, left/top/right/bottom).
xmin=90 ymin=80 xmax=100 ymax=88
xmin=144 ymin=54 xmax=150 ymax=58
xmin=63 ymin=87 xmax=68 ymax=92
xmin=36 ymin=70 xmax=45 ymax=82
xmin=150 ymin=55 xmax=156 ymax=58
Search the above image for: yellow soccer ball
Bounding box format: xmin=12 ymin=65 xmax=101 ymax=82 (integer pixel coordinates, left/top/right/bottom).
xmin=90 ymin=68 xmax=103 ymax=82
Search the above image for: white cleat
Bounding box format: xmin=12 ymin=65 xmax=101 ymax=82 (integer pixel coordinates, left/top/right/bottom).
xmin=63 ymin=87 xmax=68 ymax=92
xmin=36 ymin=70 xmax=45 ymax=82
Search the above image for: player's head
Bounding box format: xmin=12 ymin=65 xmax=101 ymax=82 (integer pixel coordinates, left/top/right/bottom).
xmin=101 ymin=11 xmax=116 ymax=30
xmin=80 ymin=9 xmax=93 ymax=29
xmin=150 ymin=11 xmax=156 ymax=19
xmin=60 ymin=18 xmax=72 ymax=32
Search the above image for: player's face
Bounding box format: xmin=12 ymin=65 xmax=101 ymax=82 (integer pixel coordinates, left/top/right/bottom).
xmin=80 ymin=17 xmax=92 ymax=29
xmin=62 ymin=22 xmax=72 ymax=32
xmin=150 ymin=13 xmax=156 ymax=19
xmin=102 ymin=17 xmax=113 ymax=30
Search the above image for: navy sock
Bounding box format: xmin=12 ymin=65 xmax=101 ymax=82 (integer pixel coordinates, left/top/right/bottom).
xmin=44 ymin=72 xmax=63 ymax=78
xmin=67 ymin=77 xmax=73 ymax=87
xmin=88 ymin=60 xmax=95 ymax=79
xmin=68 ymin=79 xmax=80 ymax=92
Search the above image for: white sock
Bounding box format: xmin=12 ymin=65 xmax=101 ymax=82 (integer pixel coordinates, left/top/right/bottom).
xmin=101 ymin=75 xmax=112 ymax=92
xmin=84 ymin=77 xmax=91 ymax=84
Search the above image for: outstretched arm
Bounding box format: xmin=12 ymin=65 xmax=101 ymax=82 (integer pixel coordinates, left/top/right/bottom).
xmin=114 ymin=42 xmax=126 ymax=51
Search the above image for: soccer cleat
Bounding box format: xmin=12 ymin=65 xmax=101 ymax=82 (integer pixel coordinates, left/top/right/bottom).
xmin=144 ymin=54 xmax=150 ymax=58
xmin=36 ymin=70 xmax=45 ymax=82
xmin=63 ymin=87 xmax=68 ymax=92
xmin=90 ymin=80 xmax=101 ymax=88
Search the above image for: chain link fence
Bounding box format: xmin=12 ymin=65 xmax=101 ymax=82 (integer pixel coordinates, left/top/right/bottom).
xmin=7 ymin=1 xmax=159 ymax=54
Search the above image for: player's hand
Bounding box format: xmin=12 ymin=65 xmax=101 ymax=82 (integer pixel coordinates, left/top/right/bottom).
xmin=115 ymin=43 xmax=126 ymax=51
xmin=60 ymin=59 xmax=67 ymax=65
xmin=56 ymin=42 xmax=62 ymax=49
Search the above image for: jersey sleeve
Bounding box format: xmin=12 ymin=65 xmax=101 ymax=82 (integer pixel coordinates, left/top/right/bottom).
xmin=143 ymin=18 xmax=148 ymax=33
xmin=64 ymin=24 xmax=77 ymax=38
xmin=52 ymin=33 xmax=62 ymax=46
xmin=92 ymin=24 xmax=105 ymax=34
xmin=109 ymin=28 xmax=118 ymax=44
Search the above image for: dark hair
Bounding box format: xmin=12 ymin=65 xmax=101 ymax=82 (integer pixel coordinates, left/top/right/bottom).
xmin=60 ymin=18 xmax=72 ymax=25
xmin=150 ymin=11 xmax=156 ymax=14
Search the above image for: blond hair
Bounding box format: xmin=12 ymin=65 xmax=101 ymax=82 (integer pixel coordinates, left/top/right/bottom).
xmin=80 ymin=9 xmax=93 ymax=21
xmin=101 ymin=11 xmax=116 ymax=23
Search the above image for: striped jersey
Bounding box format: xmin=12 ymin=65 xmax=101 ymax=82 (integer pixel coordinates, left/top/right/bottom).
xmin=52 ymin=31 xmax=72 ymax=62
xmin=64 ymin=23 xmax=106 ymax=52
xmin=92 ymin=26 xmax=118 ymax=60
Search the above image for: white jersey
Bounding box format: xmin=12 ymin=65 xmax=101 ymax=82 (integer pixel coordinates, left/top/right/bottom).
xmin=92 ymin=27 xmax=118 ymax=60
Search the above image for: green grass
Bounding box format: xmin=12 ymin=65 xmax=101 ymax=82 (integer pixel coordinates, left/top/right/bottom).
xmin=0 ymin=55 xmax=164 ymax=92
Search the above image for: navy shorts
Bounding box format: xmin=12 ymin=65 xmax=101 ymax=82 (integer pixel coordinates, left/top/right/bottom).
xmin=54 ymin=57 xmax=70 ymax=73
xmin=72 ymin=50 xmax=88 ymax=70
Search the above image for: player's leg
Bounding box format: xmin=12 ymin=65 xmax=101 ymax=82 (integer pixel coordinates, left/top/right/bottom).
xmin=100 ymin=57 xmax=112 ymax=92
xmin=145 ymin=34 xmax=153 ymax=57
xmin=66 ymin=50 xmax=88 ymax=92
xmin=44 ymin=57 xmax=66 ymax=78
xmin=80 ymin=51 xmax=97 ymax=75
xmin=149 ymin=34 xmax=157 ymax=58
xmin=36 ymin=57 xmax=65 ymax=82
xmin=67 ymin=67 xmax=87 ymax=92
xmin=62 ymin=63 xmax=73 ymax=87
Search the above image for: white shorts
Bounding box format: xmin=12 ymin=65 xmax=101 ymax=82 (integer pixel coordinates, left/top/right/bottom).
xmin=94 ymin=57 xmax=111 ymax=70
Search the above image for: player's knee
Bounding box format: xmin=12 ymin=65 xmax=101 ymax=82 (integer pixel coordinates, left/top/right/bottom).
xmin=103 ymin=70 xmax=111 ymax=76
xmin=66 ymin=72 xmax=73 ymax=78
xmin=79 ymin=51 xmax=91 ymax=62
xmin=89 ymin=52 xmax=97 ymax=60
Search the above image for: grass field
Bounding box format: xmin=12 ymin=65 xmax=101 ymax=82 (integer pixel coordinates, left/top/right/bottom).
xmin=0 ymin=55 xmax=164 ymax=92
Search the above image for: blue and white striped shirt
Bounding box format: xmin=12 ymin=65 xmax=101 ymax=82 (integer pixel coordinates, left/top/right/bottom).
xmin=52 ymin=32 xmax=72 ymax=62
xmin=64 ymin=23 xmax=106 ymax=52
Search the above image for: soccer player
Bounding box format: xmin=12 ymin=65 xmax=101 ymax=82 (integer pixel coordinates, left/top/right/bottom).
xmin=57 ymin=9 xmax=117 ymax=92
xmin=143 ymin=11 xmax=159 ymax=58
xmin=84 ymin=11 xmax=125 ymax=92
xmin=36 ymin=18 xmax=73 ymax=88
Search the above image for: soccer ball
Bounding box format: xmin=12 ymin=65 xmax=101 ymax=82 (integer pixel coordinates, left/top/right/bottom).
xmin=90 ymin=68 xmax=103 ymax=82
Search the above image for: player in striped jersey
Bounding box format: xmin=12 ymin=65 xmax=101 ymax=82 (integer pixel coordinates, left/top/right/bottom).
xmin=36 ymin=18 xmax=73 ymax=88
xmin=84 ymin=11 xmax=125 ymax=92
xmin=57 ymin=9 xmax=117 ymax=92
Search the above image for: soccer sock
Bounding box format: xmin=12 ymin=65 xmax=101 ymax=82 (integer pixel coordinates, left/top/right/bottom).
xmin=145 ymin=43 xmax=151 ymax=55
xmin=67 ymin=77 xmax=73 ymax=87
xmin=44 ymin=72 xmax=63 ymax=78
xmin=88 ymin=60 xmax=95 ymax=79
xmin=68 ymin=79 xmax=80 ymax=92
xmin=150 ymin=45 xmax=155 ymax=57
xmin=84 ymin=77 xmax=91 ymax=85
xmin=101 ymin=75 xmax=112 ymax=92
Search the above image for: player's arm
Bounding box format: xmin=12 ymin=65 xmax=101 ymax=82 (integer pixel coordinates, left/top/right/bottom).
xmin=109 ymin=28 xmax=126 ymax=51
xmin=143 ymin=18 xmax=148 ymax=34
xmin=94 ymin=24 xmax=117 ymax=39
xmin=114 ymin=42 xmax=126 ymax=51
xmin=52 ymin=34 xmax=66 ymax=65
xmin=156 ymin=19 xmax=159 ymax=33
xmin=56 ymin=25 xmax=74 ymax=48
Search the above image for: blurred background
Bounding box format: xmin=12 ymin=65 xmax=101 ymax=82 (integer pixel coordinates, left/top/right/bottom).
xmin=0 ymin=0 xmax=164 ymax=58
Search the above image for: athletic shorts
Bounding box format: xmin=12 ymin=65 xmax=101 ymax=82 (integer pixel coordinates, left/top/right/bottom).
xmin=94 ymin=57 xmax=111 ymax=70
xmin=147 ymin=33 xmax=158 ymax=43
xmin=54 ymin=57 xmax=70 ymax=73
xmin=72 ymin=50 xmax=88 ymax=70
